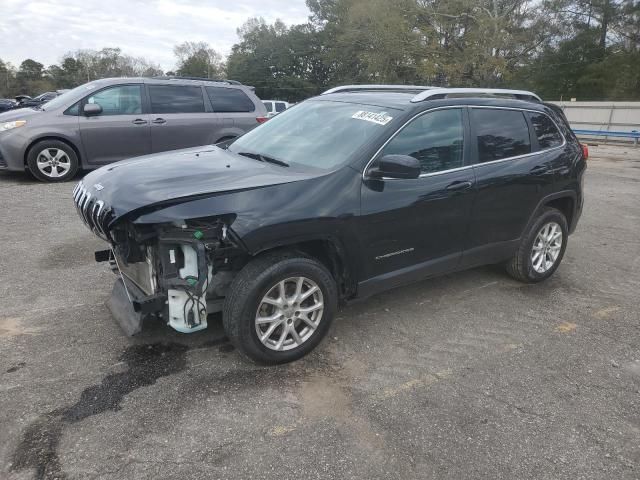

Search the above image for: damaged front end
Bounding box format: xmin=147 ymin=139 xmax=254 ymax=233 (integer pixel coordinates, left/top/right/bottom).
xmin=104 ymin=218 xmax=245 ymax=335
xmin=74 ymin=181 xmax=246 ymax=335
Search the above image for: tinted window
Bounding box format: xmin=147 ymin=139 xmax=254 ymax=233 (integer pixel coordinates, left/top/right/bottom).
xmin=381 ymin=108 xmax=464 ymax=174
xmin=263 ymin=101 xmax=272 ymax=112
xmin=471 ymin=109 xmax=531 ymax=162
xmin=206 ymin=87 xmax=255 ymax=112
xmin=275 ymin=102 xmax=287 ymax=113
xmin=87 ymin=85 xmax=142 ymax=116
xmin=148 ymin=85 xmax=205 ymax=114
xmin=527 ymin=112 xmax=563 ymax=149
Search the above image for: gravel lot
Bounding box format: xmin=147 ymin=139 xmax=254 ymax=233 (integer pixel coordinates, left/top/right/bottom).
xmin=1 ymin=145 xmax=638 ymax=480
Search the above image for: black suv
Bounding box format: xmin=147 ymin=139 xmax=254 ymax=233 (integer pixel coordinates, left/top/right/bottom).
xmin=73 ymin=86 xmax=586 ymax=364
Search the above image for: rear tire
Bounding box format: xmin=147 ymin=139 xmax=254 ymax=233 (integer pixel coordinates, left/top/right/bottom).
xmin=506 ymin=207 xmax=568 ymax=283
xmin=223 ymin=252 xmax=337 ymax=364
xmin=27 ymin=140 xmax=79 ymax=182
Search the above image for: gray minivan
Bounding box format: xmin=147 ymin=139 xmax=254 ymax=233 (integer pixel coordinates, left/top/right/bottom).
xmin=0 ymin=77 xmax=268 ymax=182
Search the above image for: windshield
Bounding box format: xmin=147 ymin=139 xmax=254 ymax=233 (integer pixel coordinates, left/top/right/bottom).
xmin=41 ymin=83 xmax=97 ymax=111
xmin=228 ymin=100 xmax=399 ymax=170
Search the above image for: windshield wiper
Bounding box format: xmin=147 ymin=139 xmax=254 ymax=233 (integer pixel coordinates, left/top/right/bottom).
xmin=237 ymin=151 xmax=289 ymax=167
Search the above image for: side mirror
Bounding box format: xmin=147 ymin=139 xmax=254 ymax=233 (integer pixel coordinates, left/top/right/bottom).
xmin=369 ymin=154 xmax=420 ymax=179
xmin=83 ymin=103 xmax=102 ymax=116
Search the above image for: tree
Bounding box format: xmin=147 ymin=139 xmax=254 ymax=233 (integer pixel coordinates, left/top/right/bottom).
xmin=0 ymin=59 xmax=18 ymax=98
xmin=17 ymin=59 xmax=45 ymax=82
xmin=226 ymin=18 xmax=329 ymax=101
xmin=63 ymin=48 xmax=163 ymax=82
xmin=174 ymin=42 xmax=224 ymax=78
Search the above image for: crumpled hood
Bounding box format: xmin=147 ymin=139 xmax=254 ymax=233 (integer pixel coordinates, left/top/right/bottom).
xmin=79 ymin=145 xmax=320 ymax=221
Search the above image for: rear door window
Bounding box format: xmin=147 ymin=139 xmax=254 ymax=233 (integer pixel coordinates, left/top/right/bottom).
xmin=87 ymin=85 xmax=143 ymax=116
xmin=206 ymin=87 xmax=255 ymax=112
xmin=263 ymin=101 xmax=272 ymax=112
xmin=471 ymin=109 xmax=531 ymax=162
xmin=527 ymin=112 xmax=563 ymax=149
xmin=148 ymin=85 xmax=205 ymax=114
xmin=275 ymin=102 xmax=287 ymax=113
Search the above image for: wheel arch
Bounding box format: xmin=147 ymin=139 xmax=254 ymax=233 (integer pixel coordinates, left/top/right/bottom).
xmin=24 ymin=136 xmax=82 ymax=167
xmin=523 ymin=191 xmax=577 ymax=238
xmin=544 ymin=195 xmax=575 ymax=229
xmin=250 ymin=237 xmax=356 ymax=301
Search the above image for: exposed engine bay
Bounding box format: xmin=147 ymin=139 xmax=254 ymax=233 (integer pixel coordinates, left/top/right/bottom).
xmin=97 ymin=216 xmax=246 ymax=335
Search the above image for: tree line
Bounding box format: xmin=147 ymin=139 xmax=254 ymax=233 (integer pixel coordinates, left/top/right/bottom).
xmin=2 ymin=0 xmax=639 ymax=102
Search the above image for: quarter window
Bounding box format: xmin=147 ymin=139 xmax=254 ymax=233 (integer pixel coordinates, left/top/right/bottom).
xmin=206 ymin=87 xmax=255 ymax=112
xmin=527 ymin=112 xmax=563 ymax=149
xmin=148 ymin=85 xmax=205 ymax=114
xmin=64 ymin=102 xmax=80 ymax=116
xmin=471 ymin=109 xmax=531 ymax=162
xmin=381 ymin=108 xmax=464 ymax=175
xmin=87 ymin=85 xmax=142 ymax=116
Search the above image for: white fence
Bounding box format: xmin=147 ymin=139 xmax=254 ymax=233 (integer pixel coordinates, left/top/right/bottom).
xmin=550 ymin=101 xmax=640 ymax=145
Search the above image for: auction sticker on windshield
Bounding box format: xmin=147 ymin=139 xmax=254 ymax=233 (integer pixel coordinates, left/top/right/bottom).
xmin=351 ymin=110 xmax=393 ymax=126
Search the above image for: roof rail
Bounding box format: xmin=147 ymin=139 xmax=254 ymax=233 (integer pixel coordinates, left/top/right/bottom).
xmin=410 ymin=88 xmax=541 ymax=103
xmin=150 ymin=76 xmax=243 ymax=85
xmin=322 ymin=84 xmax=435 ymax=95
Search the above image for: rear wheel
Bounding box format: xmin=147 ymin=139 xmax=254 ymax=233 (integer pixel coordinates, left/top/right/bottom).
xmin=27 ymin=140 xmax=79 ymax=182
xmin=506 ymin=207 xmax=568 ymax=283
xmin=223 ymin=252 xmax=337 ymax=364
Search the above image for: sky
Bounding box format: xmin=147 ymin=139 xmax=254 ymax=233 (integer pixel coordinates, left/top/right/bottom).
xmin=0 ymin=0 xmax=311 ymax=71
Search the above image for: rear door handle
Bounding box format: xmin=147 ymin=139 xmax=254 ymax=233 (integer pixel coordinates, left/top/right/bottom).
xmin=530 ymin=165 xmax=549 ymax=175
xmin=132 ymin=119 xmax=148 ymax=125
xmin=446 ymin=180 xmax=473 ymax=192
xmin=152 ymin=118 xmax=166 ymax=124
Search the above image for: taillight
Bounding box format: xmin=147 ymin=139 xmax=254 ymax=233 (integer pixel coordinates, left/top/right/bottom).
xmin=581 ymin=143 xmax=589 ymax=160
xmin=256 ymin=117 xmax=269 ymax=124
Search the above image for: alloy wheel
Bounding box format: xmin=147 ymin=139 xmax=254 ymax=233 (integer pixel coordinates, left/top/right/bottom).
xmin=255 ymin=276 xmax=324 ymax=351
xmin=531 ymin=221 xmax=563 ymax=273
xmin=36 ymin=148 xmax=71 ymax=178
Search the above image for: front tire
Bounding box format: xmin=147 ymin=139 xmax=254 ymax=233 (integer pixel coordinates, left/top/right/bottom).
xmin=26 ymin=140 xmax=79 ymax=182
xmin=223 ymin=252 xmax=337 ymax=364
xmin=506 ymin=207 xmax=568 ymax=283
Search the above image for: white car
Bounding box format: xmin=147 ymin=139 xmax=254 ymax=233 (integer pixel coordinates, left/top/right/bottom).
xmin=262 ymin=100 xmax=291 ymax=117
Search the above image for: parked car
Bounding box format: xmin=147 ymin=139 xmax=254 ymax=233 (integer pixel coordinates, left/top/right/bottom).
xmin=15 ymin=91 xmax=60 ymax=108
xmin=0 ymin=77 xmax=267 ymax=181
xmin=0 ymin=99 xmax=16 ymax=113
xmin=262 ymin=99 xmax=291 ymax=117
xmin=73 ymin=85 xmax=586 ymax=364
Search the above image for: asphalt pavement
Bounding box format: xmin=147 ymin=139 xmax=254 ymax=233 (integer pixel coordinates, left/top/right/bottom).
xmin=1 ymin=145 xmax=638 ymax=479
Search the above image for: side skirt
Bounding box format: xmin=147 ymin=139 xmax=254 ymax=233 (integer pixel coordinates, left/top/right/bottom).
xmin=356 ymin=252 xmax=460 ymax=300
xmin=353 ymin=239 xmax=520 ymax=301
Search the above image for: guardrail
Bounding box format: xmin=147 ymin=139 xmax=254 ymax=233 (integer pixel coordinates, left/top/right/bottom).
xmin=572 ymin=129 xmax=640 ymax=147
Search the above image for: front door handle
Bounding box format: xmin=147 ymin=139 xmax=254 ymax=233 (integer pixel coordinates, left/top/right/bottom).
xmin=152 ymin=118 xmax=166 ymax=124
xmin=446 ymin=180 xmax=473 ymax=192
xmin=132 ymin=119 xmax=148 ymax=125
xmin=530 ymin=165 xmax=549 ymax=175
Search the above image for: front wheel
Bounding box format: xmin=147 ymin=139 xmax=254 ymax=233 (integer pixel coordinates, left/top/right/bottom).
xmin=223 ymin=252 xmax=337 ymax=364
xmin=26 ymin=140 xmax=79 ymax=182
xmin=506 ymin=207 xmax=568 ymax=283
